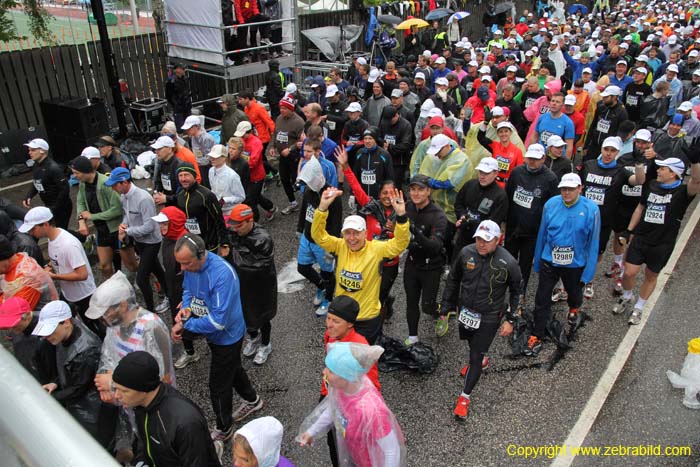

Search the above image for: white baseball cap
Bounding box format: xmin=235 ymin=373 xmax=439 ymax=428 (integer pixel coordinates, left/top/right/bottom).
xmin=547 ymin=135 xmax=567 ymax=147
xmin=525 ymin=143 xmax=546 ymax=158
xmin=368 ymin=68 xmax=381 ymax=83
xmin=18 ymin=206 xmax=53 ymax=233
xmin=414 ymin=72 xmax=426 ymax=80
xmin=678 ymin=101 xmax=693 ymax=111
xmin=602 ymin=136 xmax=622 ymax=151
xmin=476 ymin=157 xmax=499 ymax=173
xmin=435 ymin=57 xmax=447 ymax=64
xmin=690 ymin=50 xmax=700 ymax=58
xmin=636 ymin=54 xmax=649 ymax=62
xmin=656 ymin=157 xmax=685 ymax=177
xmin=390 ymin=88 xmax=403 ymax=98
xmin=694 ymin=69 xmax=700 ymax=77
xmin=150 ymin=135 xmax=175 ymax=149
xmin=357 ymin=57 xmax=367 ymax=65
xmin=473 ymin=220 xmax=501 ymax=241
xmin=435 ymin=77 xmax=449 ymax=87
xmin=634 ymin=129 xmax=652 ymax=141
xmin=634 ymin=67 xmax=648 ymax=75
xmin=346 ymin=102 xmax=362 ymax=113
xmin=558 ymin=173 xmax=582 ymax=188
xmin=564 ymin=94 xmax=577 ymax=106
xmin=667 ymin=64 xmax=680 ymax=73
xmin=616 ymin=59 xmax=628 ymax=67
xmin=152 ymin=212 xmax=170 ymax=223
xmin=582 ymin=67 xmax=593 ymax=74
xmin=341 ymin=215 xmax=366 ymax=232
xmin=491 ymin=106 xmax=505 ymax=117
xmin=479 ymin=66 xmax=491 ymax=74
xmin=468 ymin=60 xmax=479 ymax=67
xmin=325 ymin=84 xmax=339 ymax=97
xmin=668 ymin=35 xmax=678 ymax=44
xmin=233 ymin=121 xmax=253 ymax=137
xmin=506 ymin=65 xmax=518 ymax=72
xmin=619 ymin=42 xmax=629 ymax=50
xmin=24 ymin=138 xmax=49 ymax=151
xmin=481 ymin=75 xmax=493 ymax=82
xmin=426 ymin=134 xmax=451 ymax=155
xmin=208 ymin=144 xmax=227 ymax=158
xmin=600 ymin=85 xmax=622 ymax=97
xmin=427 ymin=108 xmax=444 ymax=118
xmin=496 ymin=121 xmax=514 ymax=131
xmin=180 ymin=115 xmax=202 ymax=130
xmin=32 ymin=301 xmax=72 ymax=337
xmin=80 ymin=146 xmax=101 ymax=159
xmin=286 ymin=83 xmax=297 ymax=94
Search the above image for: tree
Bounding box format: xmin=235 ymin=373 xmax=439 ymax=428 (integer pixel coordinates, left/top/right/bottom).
xmin=0 ymin=0 xmax=54 ymax=43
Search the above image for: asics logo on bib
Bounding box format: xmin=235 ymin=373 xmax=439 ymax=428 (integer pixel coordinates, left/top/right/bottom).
xmin=339 ymin=269 xmax=363 ymax=292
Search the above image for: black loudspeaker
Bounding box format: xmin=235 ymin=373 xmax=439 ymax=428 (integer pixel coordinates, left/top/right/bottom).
xmin=0 ymin=126 xmax=48 ymax=171
xmin=40 ymin=96 xmax=110 ymax=163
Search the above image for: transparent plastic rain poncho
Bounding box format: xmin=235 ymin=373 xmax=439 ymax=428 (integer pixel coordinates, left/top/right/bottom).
xmin=92 ymin=271 xmax=175 ymax=383
xmin=462 ymin=120 xmax=526 ymax=170
xmin=0 ymin=252 xmax=58 ymax=309
xmin=298 ymin=342 xmax=406 ymax=467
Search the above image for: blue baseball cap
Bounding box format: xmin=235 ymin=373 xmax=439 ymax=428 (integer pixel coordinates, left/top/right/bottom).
xmin=671 ymin=113 xmax=684 ymax=125
xmin=104 ymin=167 xmax=131 ymax=186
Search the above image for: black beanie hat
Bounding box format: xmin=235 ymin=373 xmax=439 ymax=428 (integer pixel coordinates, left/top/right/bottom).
xmin=113 ymin=351 xmax=161 ymax=392
xmin=328 ymin=296 xmax=360 ymax=323
xmin=176 ymin=162 xmax=198 ymax=177
xmin=0 ymin=235 xmax=15 ymax=261
xmin=70 ymin=155 xmax=94 ymax=174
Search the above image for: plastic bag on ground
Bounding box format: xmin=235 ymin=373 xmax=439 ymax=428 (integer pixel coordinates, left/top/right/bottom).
xmin=277 ymin=259 xmax=307 ymax=294
xmin=376 ymin=335 xmax=439 ymax=374
xmin=667 ymin=338 xmax=700 ymax=409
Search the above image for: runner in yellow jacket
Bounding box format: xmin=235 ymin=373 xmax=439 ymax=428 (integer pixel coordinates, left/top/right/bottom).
xmin=312 ymin=187 xmax=410 ymax=343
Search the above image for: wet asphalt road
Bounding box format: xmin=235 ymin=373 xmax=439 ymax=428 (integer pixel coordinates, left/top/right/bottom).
xmin=2 ymin=171 xmax=699 ymax=467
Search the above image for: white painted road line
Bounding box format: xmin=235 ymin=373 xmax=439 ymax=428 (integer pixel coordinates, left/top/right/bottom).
xmin=0 ymin=179 xmax=32 ymax=192
xmin=552 ymin=200 xmax=700 ymax=467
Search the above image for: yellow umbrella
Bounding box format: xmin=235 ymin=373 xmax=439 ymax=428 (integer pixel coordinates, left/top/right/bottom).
xmin=396 ymin=18 xmax=430 ymax=30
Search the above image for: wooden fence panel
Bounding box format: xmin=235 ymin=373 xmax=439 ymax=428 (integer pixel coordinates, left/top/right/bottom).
xmin=9 ymin=51 xmax=39 ymax=127
xmin=0 ymin=53 xmax=29 ymax=129
xmin=29 ymin=49 xmax=53 ymax=102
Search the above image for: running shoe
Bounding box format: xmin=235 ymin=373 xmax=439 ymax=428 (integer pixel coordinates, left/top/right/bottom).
xmin=253 ymin=344 xmax=272 ymax=365
xmin=210 ymin=425 xmax=233 ymax=442
xmin=154 ymin=297 xmax=170 ymax=315
xmin=567 ymin=307 xmax=579 ymax=324
xmin=628 ymin=309 xmax=643 ymax=325
xmin=243 ymin=334 xmax=262 ymax=357
xmin=583 ymin=283 xmax=594 ymax=299
xmin=404 ymin=336 xmax=419 ymax=346
xmin=524 ymin=336 xmax=542 ymax=357
xmin=313 ymin=288 xmax=325 ymax=306
xmin=83 ymin=234 xmax=96 ymax=256
xmin=551 ymin=287 xmax=568 ymax=302
xmin=232 ymin=396 xmax=264 ymax=422
xmin=612 ymin=296 xmax=632 ymax=315
xmin=612 ymin=277 xmax=623 ymax=296
xmin=281 ymin=202 xmax=298 ymax=215
xmin=174 ymin=352 xmax=200 ymax=369
xmin=264 ymin=206 xmax=277 ymax=221
xmin=315 ymin=300 xmax=329 ymax=316
xmin=453 ymin=395 xmax=470 ymax=419
xmin=605 ymin=262 xmax=622 ymax=278
xmin=459 ymin=355 xmax=490 ymax=377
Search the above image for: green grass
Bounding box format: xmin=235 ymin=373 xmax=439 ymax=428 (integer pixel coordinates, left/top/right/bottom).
xmin=2 ymin=9 xmax=154 ymax=51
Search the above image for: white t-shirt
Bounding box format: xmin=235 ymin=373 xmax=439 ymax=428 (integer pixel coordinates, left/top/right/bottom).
xmin=48 ymin=229 xmax=96 ymax=302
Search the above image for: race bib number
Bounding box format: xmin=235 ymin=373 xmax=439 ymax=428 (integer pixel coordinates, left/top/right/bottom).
xmin=540 ymin=131 xmax=553 ymax=145
xmin=552 ymin=246 xmax=574 ymax=265
xmin=384 ymin=135 xmax=396 ymax=146
xmin=525 ymin=97 xmax=536 ymax=108
xmin=160 ymin=174 xmax=172 ymax=191
xmin=190 ymin=297 xmax=209 ymax=317
xmin=466 ymin=82 xmax=473 ymax=92
xmin=626 ymin=95 xmax=639 ymax=106
xmin=348 ymin=136 xmax=360 ymax=143
xmin=276 ymin=131 xmax=289 ymax=143
xmin=327 ymin=120 xmax=336 ymax=131
xmin=458 ymin=307 xmax=482 ymax=329
xmin=621 ymin=184 xmax=642 ymax=197
xmin=305 ymin=205 xmax=315 ymax=223
xmin=585 ymin=186 xmax=606 ymax=205
xmin=644 ymin=204 xmax=666 ymax=224
xmin=185 ymin=218 xmax=201 ymax=234
xmin=361 ymin=170 xmax=376 ymax=185
xmin=358 ymin=88 xmax=365 ymax=98
xmin=513 ymin=186 xmax=534 ymax=208
xmin=33 ymin=179 xmax=44 ymax=192
xmin=334 ymin=412 xmax=348 ymax=439
xmin=496 ymin=155 xmax=511 ymax=172
xmin=596 ymin=119 xmax=611 ymax=133
xmin=539 ymin=105 xmax=550 ymax=115
xmin=339 ymin=269 xmax=363 ymax=292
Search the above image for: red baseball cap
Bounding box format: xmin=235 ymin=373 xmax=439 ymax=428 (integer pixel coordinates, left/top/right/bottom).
xmin=428 ymin=116 xmax=444 ymax=128
xmin=228 ymin=204 xmax=254 ymax=224
xmin=0 ymin=296 xmax=31 ymax=329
